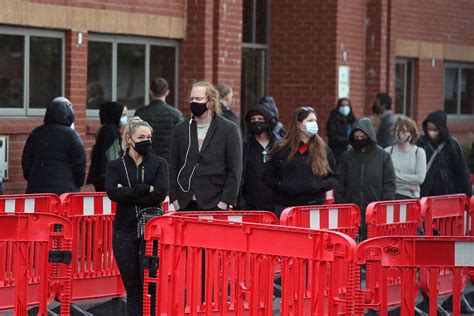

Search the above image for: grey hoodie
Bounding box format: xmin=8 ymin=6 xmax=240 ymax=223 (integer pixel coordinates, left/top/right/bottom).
xmin=336 ymin=118 xmax=395 ymax=236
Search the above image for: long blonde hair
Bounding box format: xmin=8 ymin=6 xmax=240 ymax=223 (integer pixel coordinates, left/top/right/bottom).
xmin=121 ymin=117 xmax=153 ymax=151
xmin=271 ymin=106 xmax=332 ymax=177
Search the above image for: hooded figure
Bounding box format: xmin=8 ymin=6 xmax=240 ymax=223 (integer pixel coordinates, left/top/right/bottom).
xmin=416 ymin=110 xmax=472 ymax=197
xmin=255 ymin=96 xmax=285 ymax=138
xmin=326 ymin=98 xmax=356 ymax=163
xmin=336 ymin=117 xmax=395 ymax=240
xmin=87 ymin=101 xmax=125 ymax=191
xmin=240 ymin=102 xmax=280 ymax=210
xmin=22 ymin=97 xmax=86 ymax=194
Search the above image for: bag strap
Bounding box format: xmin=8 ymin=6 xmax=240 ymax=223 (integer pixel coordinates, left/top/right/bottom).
xmin=426 ymin=142 xmax=446 ymax=173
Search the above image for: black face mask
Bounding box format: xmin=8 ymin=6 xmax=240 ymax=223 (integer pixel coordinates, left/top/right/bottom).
xmin=371 ymin=103 xmax=381 ymax=114
xmin=190 ymin=101 xmax=208 ymax=117
xmin=249 ymin=121 xmax=267 ymax=135
xmin=352 ymin=138 xmax=371 ymax=150
xmin=133 ymin=139 xmax=152 ymax=155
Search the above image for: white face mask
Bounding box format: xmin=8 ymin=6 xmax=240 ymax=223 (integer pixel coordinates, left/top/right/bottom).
xmin=428 ymin=130 xmax=439 ymax=140
xmin=119 ymin=115 xmax=128 ymax=126
xmin=396 ymin=131 xmax=410 ymax=143
xmin=303 ymin=121 xmax=318 ymax=137
xmin=70 ymin=122 xmax=75 ymax=130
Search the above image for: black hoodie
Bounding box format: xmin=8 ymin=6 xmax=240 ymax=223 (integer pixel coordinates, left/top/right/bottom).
xmin=416 ymin=110 xmax=472 ymax=197
xmin=336 ymin=117 xmax=395 ymax=231
xmin=326 ymin=103 xmax=356 ymax=163
xmin=87 ymin=102 xmax=125 ymax=191
xmin=22 ymin=97 xmax=86 ymax=194
xmin=240 ymin=103 xmax=280 ymax=210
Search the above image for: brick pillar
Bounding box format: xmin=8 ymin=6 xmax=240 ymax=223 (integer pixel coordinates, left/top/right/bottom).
xmin=178 ymin=0 xmax=215 ymax=115
xmin=65 ymin=30 xmax=88 ymax=136
xmin=365 ymin=0 xmax=390 ymax=114
xmin=269 ymin=0 xmax=338 ymax=129
xmin=212 ymin=0 xmax=243 ymax=117
xmin=415 ymin=59 xmax=444 ymax=123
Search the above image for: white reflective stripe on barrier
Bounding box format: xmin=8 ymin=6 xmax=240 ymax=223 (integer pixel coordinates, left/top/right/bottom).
xmin=329 ymin=208 xmax=338 ymax=229
xmin=310 ymin=209 xmax=320 ymax=229
xmin=400 ymin=204 xmax=407 ymax=222
xmin=455 ymin=242 xmax=474 ymax=266
xmin=228 ymin=215 xmax=243 ymax=223
xmin=83 ymin=197 xmax=94 ymax=216
xmin=5 ymin=200 xmax=15 ymax=213
xmin=199 ymin=215 xmax=213 ymax=220
xmin=24 ymin=199 xmax=35 ymax=213
xmin=103 ymin=196 xmax=112 ymax=215
xmin=386 ymin=204 xmax=394 ymax=224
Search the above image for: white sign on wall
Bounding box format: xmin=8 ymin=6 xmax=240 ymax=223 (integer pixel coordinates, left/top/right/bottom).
xmin=338 ymin=66 xmax=350 ymax=99
xmin=0 ymin=136 xmax=8 ymax=179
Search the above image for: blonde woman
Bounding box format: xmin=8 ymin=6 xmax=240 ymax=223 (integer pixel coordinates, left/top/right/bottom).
xmin=105 ymin=117 xmax=168 ymax=315
xmin=385 ymin=116 xmax=426 ymax=199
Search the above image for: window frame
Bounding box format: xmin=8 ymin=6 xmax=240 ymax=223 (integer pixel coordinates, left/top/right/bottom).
xmin=241 ymin=0 xmax=270 ymax=118
xmin=395 ymin=57 xmax=414 ymax=117
xmin=87 ymin=33 xmax=179 ymax=117
xmin=444 ymin=61 xmax=474 ymax=118
xmin=0 ymin=26 xmax=65 ymax=117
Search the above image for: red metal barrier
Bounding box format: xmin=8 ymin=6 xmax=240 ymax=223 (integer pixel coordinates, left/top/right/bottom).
xmin=419 ymin=194 xmax=469 ymax=299
xmin=0 ymin=193 xmax=61 ymax=214
xmin=0 ymin=213 xmax=73 ymax=315
xmin=171 ymin=210 xmax=278 ymax=224
xmin=470 ymin=196 xmax=474 ymax=236
xmin=280 ymin=203 xmax=361 ymax=239
xmin=363 ymin=199 xmax=422 ymax=310
xmin=355 ymin=236 xmax=474 ymax=316
xmin=59 ymin=192 xmax=125 ymax=301
xmin=421 ymin=194 xmax=469 ymax=236
xmin=143 ymin=215 xmax=357 ymax=315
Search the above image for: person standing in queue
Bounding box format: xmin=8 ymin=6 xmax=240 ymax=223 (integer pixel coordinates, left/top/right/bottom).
xmin=262 ymin=106 xmax=338 ymax=217
xmin=105 ymin=117 xmax=169 ymax=316
xmin=169 ymin=81 xmax=242 ymax=211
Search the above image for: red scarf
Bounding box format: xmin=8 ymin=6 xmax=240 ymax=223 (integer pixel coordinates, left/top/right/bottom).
xmin=299 ymin=143 xmax=309 ymax=154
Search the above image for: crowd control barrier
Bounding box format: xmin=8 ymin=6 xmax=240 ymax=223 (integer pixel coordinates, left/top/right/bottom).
xmin=142 ymin=215 xmax=357 ymax=315
xmin=419 ymin=194 xmax=470 ymax=308
xmin=363 ymin=199 xmax=422 ymax=311
xmin=170 ymin=210 xmax=278 ymax=224
xmin=0 ymin=193 xmax=61 ymax=214
xmin=355 ymin=236 xmax=474 ymax=316
xmin=0 ymin=213 xmax=73 ymax=315
xmin=280 ymin=204 xmax=361 ymax=239
xmin=59 ymin=192 xmax=125 ymax=301
xmin=470 ymin=195 xmax=474 ymax=236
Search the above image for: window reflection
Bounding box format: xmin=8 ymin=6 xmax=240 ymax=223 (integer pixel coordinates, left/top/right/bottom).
xmin=0 ymin=34 xmax=24 ymax=108
xmin=117 ymin=43 xmax=145 ymax=110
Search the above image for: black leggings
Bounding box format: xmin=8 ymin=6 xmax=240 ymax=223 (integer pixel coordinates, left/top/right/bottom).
xmin=112 ymin=229 xmax=144 ymax=316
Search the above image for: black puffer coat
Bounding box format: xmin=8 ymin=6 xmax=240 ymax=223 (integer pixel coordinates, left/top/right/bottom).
xmin=416 ymin=110 xmax=472 ymax=197
xmin=326 ymin=105 xmax=356 ymax=163
xmin=22 ymin=98 xmax=86 ymax=194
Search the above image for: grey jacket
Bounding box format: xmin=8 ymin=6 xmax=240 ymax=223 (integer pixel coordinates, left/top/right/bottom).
xmin=169 ymin=115 xmax=242 ymax=209
xmin=337 ymin=117 xmax=395 ymax=216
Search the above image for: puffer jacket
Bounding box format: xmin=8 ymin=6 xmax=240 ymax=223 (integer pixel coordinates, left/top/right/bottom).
xmin=416 ymin=110 xmax=472 ymax=197
xmin=22 ymin=98 xmax=86 ymax=194
xmin=326 ymin=106 xmax=356 ymax=163
xmin=135 ymin=100 xmax=183 ymax=162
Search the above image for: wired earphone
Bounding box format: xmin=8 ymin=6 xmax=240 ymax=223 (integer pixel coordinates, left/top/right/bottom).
xmin=176 ymin=118 xmax=197 ymax=192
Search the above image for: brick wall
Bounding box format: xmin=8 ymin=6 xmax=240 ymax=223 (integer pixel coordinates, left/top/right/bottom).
xmin=268 ymin=0 xmax=338 ymax=135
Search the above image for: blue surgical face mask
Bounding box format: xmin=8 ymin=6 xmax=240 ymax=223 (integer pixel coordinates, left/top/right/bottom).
xmin=304 ymin=121 xmax=318 ymax=137
xmin=338 ymin=105 xmax=350 ymax=117
xmin=119 ymin=115 xmax=128 ymax=126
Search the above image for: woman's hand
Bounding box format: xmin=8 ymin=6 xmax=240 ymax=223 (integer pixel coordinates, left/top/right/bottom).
xmin=217 ymin=201 xmax=228 ymax=210
xmin=172 ymin=200 xmax=180 ymax=211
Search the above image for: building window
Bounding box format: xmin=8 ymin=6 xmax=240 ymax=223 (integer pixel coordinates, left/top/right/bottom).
xmin=0 ymin=26 xmax=64 ymax=116
xmin=241 ymin=0 xmax=269 ymax=117
xmin=87 ymin=34 xmax=179 ymax=115
xmin=395 ymin=58 xmax=414 ymax=117
xmin=444 ymin=62 xmax=474 ymax=115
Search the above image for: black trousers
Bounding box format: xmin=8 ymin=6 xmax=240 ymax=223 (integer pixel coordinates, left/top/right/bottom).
xmin=112 ymin=229 xmax=145 ymax=316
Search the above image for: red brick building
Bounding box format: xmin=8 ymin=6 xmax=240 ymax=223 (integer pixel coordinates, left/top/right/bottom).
xmin=0 ymin=0 xmax=473 ymax=193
